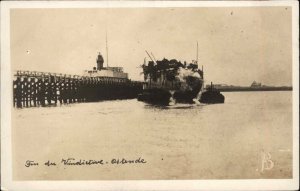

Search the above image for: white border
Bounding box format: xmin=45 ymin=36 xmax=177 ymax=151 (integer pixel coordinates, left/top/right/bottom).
xmin=1 ymin=1 xmax=299 ymax=191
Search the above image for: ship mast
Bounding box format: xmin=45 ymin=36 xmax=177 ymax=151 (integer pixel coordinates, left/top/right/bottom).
xmin=145 ymin=50 xmax=157 ymax=65
xmin=106 ymin=31 xmax=109 ymax=67
xmin=196 ymin=41 xmax=199 ymax=67
xmin=151 ymin=52 xmax=157 ymax=62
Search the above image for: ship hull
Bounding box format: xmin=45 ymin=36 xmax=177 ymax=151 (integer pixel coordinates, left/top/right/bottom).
xmin=199 ymin=90 xmax=225 ymax=104
xmin=137 ymin=88 xmax=171 ymax=105
xmin=138 ymin=78 xmax=203 ymax=105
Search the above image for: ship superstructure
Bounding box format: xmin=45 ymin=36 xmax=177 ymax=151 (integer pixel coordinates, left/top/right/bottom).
xmin=83 ymin=52 xmax=128 ymax=79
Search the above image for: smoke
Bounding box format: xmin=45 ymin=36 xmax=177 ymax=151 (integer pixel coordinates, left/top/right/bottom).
xmin=182 ymin=68 xmax=203 ymax=105
xmin=165 ymin=67 xmax=203 ymax=104
xmin=174 ymin=67 xmax=201 ymax=91
xmin=176 ymin=67 xmax=200 ymax=82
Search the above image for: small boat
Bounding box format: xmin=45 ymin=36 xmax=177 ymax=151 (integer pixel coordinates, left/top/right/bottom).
xmin=199 ymin=82 xmax=225 ymax=104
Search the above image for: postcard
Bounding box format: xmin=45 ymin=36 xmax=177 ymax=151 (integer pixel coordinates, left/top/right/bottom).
xmin=1 ymin=1 xmax=299 ymax=190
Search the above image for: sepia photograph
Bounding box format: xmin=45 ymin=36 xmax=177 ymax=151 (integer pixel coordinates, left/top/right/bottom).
xmin=1 ymin=1 xmax=299 ymax=190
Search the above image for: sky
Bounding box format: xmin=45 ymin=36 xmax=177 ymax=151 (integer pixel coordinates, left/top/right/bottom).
xmin=10 ymin=7 xmax=292 ymax=86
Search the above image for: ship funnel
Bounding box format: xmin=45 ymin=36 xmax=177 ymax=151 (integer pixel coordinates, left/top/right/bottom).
xmin=97 ymin=52 xmax=104 ymax=70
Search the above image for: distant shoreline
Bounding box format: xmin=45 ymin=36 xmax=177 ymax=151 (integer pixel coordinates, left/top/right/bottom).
xmin=214 ymin=87 xmax=292 ymax=92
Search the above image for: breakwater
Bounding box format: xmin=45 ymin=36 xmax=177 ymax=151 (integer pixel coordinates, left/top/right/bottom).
xmin=206 ymin=85 xmax=292 ymax=92
xmin=13 ymin=70 xmax=143 ymax=108
xmin=216 ymin=87 xmax=292 ymax=92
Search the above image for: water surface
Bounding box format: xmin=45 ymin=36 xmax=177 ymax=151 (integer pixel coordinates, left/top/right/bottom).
xmin=12 ymin=91 xmax=293 ymax=180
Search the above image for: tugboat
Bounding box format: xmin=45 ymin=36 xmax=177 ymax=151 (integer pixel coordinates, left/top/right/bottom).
xmin=199 ymin=82 xmax=225 ymax=104
xmin=138 ymin=49 xmax=204 ymax=105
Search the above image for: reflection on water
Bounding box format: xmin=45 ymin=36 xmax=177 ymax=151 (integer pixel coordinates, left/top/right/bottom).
xmin=144 ymin=103 xmax=200 ymax=110
xmin=12 ymin=91 xmax=293 ymax=180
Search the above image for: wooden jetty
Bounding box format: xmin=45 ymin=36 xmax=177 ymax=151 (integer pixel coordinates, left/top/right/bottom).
xmin=13 ymin=70 xmax=143 ymax=108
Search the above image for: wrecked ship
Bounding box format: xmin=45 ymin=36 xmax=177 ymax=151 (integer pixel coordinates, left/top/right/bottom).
xmin=138 ymin=54 xmax=204 ymax=105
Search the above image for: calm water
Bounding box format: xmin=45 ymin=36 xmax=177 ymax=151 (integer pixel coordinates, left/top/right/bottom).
xmin=12 ymin=91 xmax=293 ymax=180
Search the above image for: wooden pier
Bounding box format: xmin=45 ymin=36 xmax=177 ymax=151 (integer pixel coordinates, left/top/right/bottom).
xmin=13 ymin=70 xmax=143 ymax=108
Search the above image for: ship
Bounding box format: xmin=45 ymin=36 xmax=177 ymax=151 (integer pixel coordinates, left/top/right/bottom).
xmin=138 ymin=51 xmax=204 ymax=105
xmin=81 ymin=52 xmax=143 ymax=101
xmin=83 ymin=52 xmax=129 ymax=80
xmin=200 ymin=82 xmax=225 ymax=104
